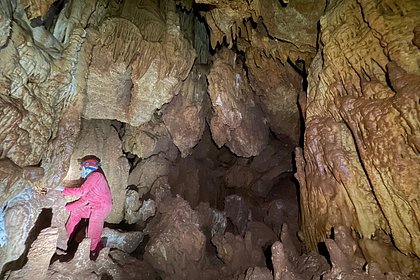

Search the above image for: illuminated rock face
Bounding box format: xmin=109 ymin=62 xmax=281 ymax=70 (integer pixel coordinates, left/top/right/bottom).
xmin=207 ymin=48 xmax=270 ymax=157
xmin=0 ymin=0 xmax=419 ymax=278
xmin=294 ymin=0 xmax=420 ymax=273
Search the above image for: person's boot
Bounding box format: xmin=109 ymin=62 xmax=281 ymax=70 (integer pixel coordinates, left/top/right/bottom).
xmin=89 ymin=251 xmax=99 ymax=261
xmin=90 ymin=240 xmax=105 ymax=261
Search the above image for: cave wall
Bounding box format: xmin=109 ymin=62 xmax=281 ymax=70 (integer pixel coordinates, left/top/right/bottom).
xmin=295 ymin=0 xmax=420 ymax=273
xmin=0 ymin=0 xmax=310 ymax=198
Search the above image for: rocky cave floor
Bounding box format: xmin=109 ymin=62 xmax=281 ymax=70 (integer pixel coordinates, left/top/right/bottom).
xmin=2 ymin=129 xmax=418 ymax=280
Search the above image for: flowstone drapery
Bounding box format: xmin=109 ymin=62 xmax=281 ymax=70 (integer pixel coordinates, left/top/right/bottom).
xmin=295 ymin=0 xmax=420 ymax=274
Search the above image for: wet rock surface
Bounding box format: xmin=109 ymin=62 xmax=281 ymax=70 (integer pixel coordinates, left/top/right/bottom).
xmin=295 ymin=0 xmax=420 ymax=273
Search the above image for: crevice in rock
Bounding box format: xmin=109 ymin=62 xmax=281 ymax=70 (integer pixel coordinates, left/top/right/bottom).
xmin=1 ymin=208 xmax=52 ymax=278
xmin=29 ymin=0 xmax=68 ymax=29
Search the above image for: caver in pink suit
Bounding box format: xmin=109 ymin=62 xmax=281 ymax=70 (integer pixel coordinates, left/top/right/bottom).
xmin=62 ymin=169 xmax=112 ymax=253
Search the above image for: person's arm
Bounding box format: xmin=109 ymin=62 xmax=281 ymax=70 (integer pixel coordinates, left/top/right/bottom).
xmin=63 ymin=178 xmax=84 ymax=188
xmin=62 ymin=172 xmax=100 ymax=197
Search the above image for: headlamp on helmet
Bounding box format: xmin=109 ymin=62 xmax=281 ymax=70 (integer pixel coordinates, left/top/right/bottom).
xmin=80 ymin=159 xmax=101 ymax=178
xmin=81 ymin=159 xmax=101 ymax=168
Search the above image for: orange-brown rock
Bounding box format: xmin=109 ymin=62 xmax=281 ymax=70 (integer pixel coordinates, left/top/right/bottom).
xmin=208 ymin=48 xmax=269 ymax=157
xmin=144 ymin=197 xmax=207 ymax=280
xmin=295 ymin=0 xmax=420 ymax=274
xmin=247 ymin=55 xmax=302 ymax=145
xmin=163 ymin=66 xmax=209 ymax=157
xmin=85 ymin=0 xmax=196 ymax=127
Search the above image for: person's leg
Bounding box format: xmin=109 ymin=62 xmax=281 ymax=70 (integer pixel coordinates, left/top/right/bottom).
xmin=87 ymin=213 xmax=106 ymax=253
xmin=65 ymin=205 xmax=91 ymax=239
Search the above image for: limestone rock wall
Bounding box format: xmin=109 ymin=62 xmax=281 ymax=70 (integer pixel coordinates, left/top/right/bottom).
xmin=0 ymin=0 xmax=109 ymax=270
xmin=295 ymin=0 xmax=420 ymax=272
xmin=84 ymin=0 xmax=196 ymax=127
xmin=208 ymin=48 xmax=269 ymax=157
xmin=1 ymin=0 xmax=303 ymax=205
xmin=0 ymin=3 xmax=84 ymax=168
xmin=163 ymin=66 xmax=209 ymax=157
xmin=0 ymin=0 xmax=120 ymax=192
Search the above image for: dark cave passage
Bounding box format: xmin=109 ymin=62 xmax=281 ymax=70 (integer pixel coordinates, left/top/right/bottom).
xmin=40 ymin=113 xmax=303 ymax=279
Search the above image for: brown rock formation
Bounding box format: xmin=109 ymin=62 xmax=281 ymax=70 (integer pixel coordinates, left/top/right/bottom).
xmin=123 ymin=116 xmax=178 ymax=160
xmin=85 ymin=0 xmax=196 ymax=127
xmin=144 ymin=196 xmax=207 ymax=280
xmin=295 ymin=0 xmax=420 ymax=274
xmin=5 ymin=227 xmax=58 ymax=280
xmin=247 ymin=56 xmax=302 ymax=145
xmin=127 ymin=154 xmax=171 ymax=198
xmin=208 ymin=48 xmax=269 ymax=157
xmin=245 ymin=266 xmax=273 ymax=280
xmin=163 ymin=66 xmax=209 ymax=157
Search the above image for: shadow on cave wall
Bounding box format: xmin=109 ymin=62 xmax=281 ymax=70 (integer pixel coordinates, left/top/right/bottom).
xmin=1 ymin=208 xmax=52 ymax=279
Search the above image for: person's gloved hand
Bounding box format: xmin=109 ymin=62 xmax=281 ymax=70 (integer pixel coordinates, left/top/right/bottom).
xmin=55 ymin=185 xmax=65 ymax=191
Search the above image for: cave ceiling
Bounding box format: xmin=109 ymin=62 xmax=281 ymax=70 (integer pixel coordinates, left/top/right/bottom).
xmin=0 ymin=0 xmax=315 ymax=178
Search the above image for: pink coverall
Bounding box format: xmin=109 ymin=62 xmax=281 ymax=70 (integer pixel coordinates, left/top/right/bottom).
xmin=62 ymin=171 xmax=112 ymax=253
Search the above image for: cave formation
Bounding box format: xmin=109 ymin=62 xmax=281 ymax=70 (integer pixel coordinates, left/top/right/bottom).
xmin=0 ymin=0 xmax=419 ymax=279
